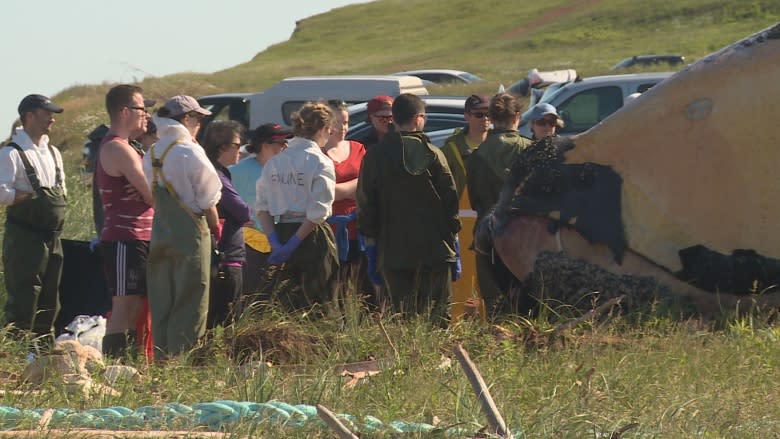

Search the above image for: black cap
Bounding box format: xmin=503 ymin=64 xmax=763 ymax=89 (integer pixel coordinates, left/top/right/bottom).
xmin=251 ymin=123 xmax=292 ymax=144
xmin=18 ymin=94 xmax=63 ymax=116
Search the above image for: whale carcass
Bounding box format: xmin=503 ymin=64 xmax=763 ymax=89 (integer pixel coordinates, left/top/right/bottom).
xmin=480 ymin=23 xmax=780 ymax=315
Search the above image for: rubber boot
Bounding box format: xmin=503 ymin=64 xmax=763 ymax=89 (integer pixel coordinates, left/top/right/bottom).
xmin=102 ymin=330 xmax=138 ymax=358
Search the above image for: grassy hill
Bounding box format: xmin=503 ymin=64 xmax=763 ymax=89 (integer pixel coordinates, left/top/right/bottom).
xmin=45 ymin=0 xmax=779 ymax=158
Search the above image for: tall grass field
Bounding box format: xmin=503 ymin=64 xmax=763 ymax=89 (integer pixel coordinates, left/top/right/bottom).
xmin=1 ymin=0 xmax=779 ymax=437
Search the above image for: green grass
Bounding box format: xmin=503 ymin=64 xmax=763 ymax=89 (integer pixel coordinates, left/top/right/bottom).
xmin=1 ymin=304 xmax=780 ymax=437
xmin=1 ymin=1 xmax=780 ymax=437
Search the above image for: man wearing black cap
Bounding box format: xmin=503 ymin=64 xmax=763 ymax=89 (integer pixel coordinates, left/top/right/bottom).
xmin=229 ymin=123 xmax=291 ymax=296
xmin=0 ymin=94 xmax=67 ymax=336
xmin=441 ymin=94 xmax=491 ymax=322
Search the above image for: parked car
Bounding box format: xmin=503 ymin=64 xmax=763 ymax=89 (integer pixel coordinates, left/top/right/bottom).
xmin=391 ymin=69 xmax=482 ymax=85
xmin=519 ymin=72 xmax=673 ymax=137
xmin=196 ymin=93 xmax=250 ymax=142
xmin=346 ymin=112 xmax=466 ymax=145
xmin=346 ymin=95 xmax=467 ymax=128
xmin=611 ymin=55 xmax=685 ymax=71
xmin=197 ymin=75 xmax=429 ymax=139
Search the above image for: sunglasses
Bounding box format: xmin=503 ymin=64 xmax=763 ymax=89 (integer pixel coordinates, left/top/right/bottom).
xmin=534 ymin=118 xmax=558 ymax=127
xmin=373 ymin=115 xmax=393 ymax=123
xmin=126 ymin=105 xmax=148 ymax=114
xmin=268 ymin=139 xmax=288 ymax=146
xmin=470 ymin=111 xmax=489 ymax=119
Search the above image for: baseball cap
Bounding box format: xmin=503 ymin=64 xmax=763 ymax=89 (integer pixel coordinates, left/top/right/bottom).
xmin=529 ymin=103 xmax=559 ymax=122
xmin=465 ymin=94 xmax=490 ymax=112
xmin=251 ymin=123 xmax=293 ymax=144
xmin=163 ymin=95 xmax=212 ymax=118
xmin=18 ymin=94 xmax=63 ymax=116
xmin=143 ymin=98 xmax=156 ymax=108
xmin=242 ymin=123 xmax=293 ymax=154
xmin=366 ymin=95 xmax=393 ymax=120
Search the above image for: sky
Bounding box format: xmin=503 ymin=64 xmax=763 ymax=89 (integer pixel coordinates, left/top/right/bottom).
xmin=1 ymin=0 xmax=371 ymax=131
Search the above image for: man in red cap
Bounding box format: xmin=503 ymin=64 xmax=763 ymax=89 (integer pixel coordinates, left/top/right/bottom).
xmin=363 ymin=95 xmax=394 ymax=150
xmin=0 ymin=94 xmax=66 ymax=337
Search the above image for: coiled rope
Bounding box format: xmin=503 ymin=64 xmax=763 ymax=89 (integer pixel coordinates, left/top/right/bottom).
xmin=0 ymin=400 xmax=500 ymax=436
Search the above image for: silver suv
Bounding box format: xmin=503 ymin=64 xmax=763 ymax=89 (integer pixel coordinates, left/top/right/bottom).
xmin=519 ymin=72 xmax=673 ymax=137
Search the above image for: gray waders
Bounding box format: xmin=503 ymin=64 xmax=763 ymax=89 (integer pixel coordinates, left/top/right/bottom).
xmin=146 ymin=139 xmax=211 ymax=356
xmin=3 ymin=143 xmax=66 ymax=337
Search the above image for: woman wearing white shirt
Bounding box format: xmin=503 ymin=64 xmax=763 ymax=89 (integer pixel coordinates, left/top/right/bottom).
xmin=256 ymin=101 xmax=338 ymax=310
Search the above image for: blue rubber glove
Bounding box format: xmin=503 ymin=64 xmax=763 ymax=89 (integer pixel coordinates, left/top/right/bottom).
xmin=451 ymin=237 xmax=462 ymax=282
xmin=268 ymin=235 xmax=302 ymax=265
xmin=268 ymin=231 xmax=283 ymax=252
xmin=88 ymin=237 xmax=100 ymax=252
xmin=365 ymin=245 xmax=382 ymax=286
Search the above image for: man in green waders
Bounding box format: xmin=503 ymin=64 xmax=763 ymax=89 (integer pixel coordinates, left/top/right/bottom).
xmin=0 ymin=94 xmax=67 ymax=337
xmin=142 ymin=96 xmax=222 ymax=358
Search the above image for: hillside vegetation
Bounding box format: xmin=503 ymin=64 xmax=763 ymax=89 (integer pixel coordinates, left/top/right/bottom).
xmin=43 ymin=0 xmax=779 ymax=159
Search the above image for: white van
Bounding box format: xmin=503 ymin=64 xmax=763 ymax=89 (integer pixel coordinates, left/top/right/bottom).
xmin=247 ymin=75 xmax=429 ymax=130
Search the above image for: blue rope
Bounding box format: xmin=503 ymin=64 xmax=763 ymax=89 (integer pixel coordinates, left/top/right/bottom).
xmin=0 ymin=400 xmax=508 ymax=436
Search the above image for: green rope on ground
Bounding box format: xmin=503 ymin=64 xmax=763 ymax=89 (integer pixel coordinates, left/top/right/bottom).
xmin=0 ymin=401 xmax=520 ymax=436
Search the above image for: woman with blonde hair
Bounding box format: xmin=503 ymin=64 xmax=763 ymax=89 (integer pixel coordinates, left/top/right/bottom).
xmin=255 ymin=102 xmax=339 ymax=310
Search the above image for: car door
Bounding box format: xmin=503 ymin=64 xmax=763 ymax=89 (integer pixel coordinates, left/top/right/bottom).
xmin=556 ymin=86 xmax=624 ymax=135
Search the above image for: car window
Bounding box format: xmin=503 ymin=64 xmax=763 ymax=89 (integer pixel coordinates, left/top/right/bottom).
xmin=460 ymin=72 xmax=482 ymax=82
xmin=636 ymin=82 xmax=658 ymax=93
xmin=423 ymin=118 xmax=466 ymax=132
xmin=557 ymin=86 xmax=623 ymax=134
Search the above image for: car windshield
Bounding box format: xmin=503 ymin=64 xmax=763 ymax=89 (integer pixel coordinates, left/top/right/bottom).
xmin=459 ymin=72 xmax=482 ymax=82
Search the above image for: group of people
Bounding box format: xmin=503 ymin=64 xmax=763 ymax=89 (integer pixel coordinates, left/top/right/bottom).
xmin=0 ymin=85 xmax=564 ymax=359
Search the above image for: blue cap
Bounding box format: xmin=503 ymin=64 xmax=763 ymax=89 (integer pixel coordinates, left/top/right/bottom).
xmin=529 ymin=103 xmax=559 ymax=122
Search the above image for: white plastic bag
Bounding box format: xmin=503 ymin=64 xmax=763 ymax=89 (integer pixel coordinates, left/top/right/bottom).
xmin=56 ymin=315 xmax=106 ymax=352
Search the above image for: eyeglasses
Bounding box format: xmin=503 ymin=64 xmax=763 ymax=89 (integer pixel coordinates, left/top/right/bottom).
xmin=228 ymin=142 xmax=242 ymax=149
xmin=373 ymin=115 xmax=393 ymax=123
xmin=187 ymin=112 xmax=204 ymax=121
xmin=470 ymin=111 xmax=488 ymax=119
xmin=534 ymin=118 xmax=558 ymax=127
xmin=268 ymin=139 xmax=288 ymax=146
xmin=126 ymin=105 xmax=147 ymax=113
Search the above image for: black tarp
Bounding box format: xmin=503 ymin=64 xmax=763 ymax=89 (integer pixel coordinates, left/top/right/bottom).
xmin=56 ymin=239 xmax=111 ymax=332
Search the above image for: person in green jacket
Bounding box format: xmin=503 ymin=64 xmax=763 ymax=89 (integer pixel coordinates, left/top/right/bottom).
xmin=466 ymin=93 xmax=532 ymax=318
xmin=357 ymin=93 xmax=460 ymax=326
xmin=441 ymin=94 xmax=491 ymax=199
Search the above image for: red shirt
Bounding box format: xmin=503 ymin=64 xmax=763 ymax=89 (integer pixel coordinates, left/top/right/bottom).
xmin=97 ymin=134 xmax=154 ymax=241
xmin=331 ymin=140 xmax=366 ymax=240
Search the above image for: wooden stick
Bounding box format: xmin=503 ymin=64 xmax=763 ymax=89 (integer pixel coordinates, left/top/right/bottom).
xmin=453 ymin=344 xmax=513 ymax=438
xmin=37 ymin=409 xmax=54 ymax=430
xmin=553 ymin=295 xmax=625 ymax=335
xmin=316 ymin=404 xmax=359 ymax=439
xmin=374 ymin=313 xmax=399 ymax=360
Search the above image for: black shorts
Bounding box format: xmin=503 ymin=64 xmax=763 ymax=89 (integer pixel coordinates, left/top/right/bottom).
xmin=101 ymin=240 xmax=149 ymax=296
